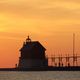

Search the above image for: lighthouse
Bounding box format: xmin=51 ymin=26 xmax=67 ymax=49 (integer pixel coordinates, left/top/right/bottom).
xmin=18 ymin=36 xmax=48 ymax=68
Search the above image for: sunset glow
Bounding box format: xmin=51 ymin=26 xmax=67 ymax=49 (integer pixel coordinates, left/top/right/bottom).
xmin=0 ymin=0 xmax=80 ymax=68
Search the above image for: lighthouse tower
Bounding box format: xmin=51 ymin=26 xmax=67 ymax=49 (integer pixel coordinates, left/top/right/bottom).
xmin=18 ymin=36 xmax=48 ymax=68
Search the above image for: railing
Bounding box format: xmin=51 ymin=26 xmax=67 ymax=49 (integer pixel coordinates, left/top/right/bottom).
xmin=48 ymin=55 xmax=80 ymax=67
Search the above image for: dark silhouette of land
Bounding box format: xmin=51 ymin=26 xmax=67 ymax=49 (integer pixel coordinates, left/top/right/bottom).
xmin=0 ymin=66 xmax=80 ymax=71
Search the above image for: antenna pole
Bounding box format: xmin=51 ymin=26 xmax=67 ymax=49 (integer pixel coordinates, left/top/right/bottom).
xmin=73 ymin=33 xmax=75 ymax=66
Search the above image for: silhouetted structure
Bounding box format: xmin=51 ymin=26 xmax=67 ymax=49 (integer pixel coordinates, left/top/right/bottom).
xmin=0 ymin=34 xmax=80 ymax=71
xmin=49 ymin=53 xmax=80 ymax=67
xmin=49 ymin=33 xmax=80 ymax=67
xmin=18 ymin=36 xmax=48 ymax=68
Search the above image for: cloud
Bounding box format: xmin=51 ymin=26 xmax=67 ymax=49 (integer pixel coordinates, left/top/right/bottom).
xmin=0 ymin=0 xmax=80 ymax=19
xmin=0 ymin=0 xmax=80 ymax=35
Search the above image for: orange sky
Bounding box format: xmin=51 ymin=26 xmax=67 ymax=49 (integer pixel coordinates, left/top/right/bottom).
xmin=0 ymin=0 xmax=80 ymax=68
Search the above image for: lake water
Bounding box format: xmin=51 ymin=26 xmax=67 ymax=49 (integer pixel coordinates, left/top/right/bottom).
xmin=0 ymin=71 xmax=80 ymax=80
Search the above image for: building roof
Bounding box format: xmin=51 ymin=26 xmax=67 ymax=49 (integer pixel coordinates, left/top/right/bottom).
xmin=20 ymin=41 xmax=46 ymax=51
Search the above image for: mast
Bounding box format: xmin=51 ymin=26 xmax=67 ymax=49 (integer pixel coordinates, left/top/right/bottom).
xmin=73 ymin=33 xmax=75 ymax=66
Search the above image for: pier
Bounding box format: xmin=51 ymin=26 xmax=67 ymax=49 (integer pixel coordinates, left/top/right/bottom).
xmin=48 ymin=54 xmax=80 ymax=67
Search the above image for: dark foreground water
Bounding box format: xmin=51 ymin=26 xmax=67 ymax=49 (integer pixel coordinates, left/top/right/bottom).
xmin=0 ymin=71 xmax=80 ymax=80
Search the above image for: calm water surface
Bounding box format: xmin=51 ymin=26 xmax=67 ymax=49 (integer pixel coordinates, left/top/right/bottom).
xmin=0 ymin=71 xmax=80 ymax=80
